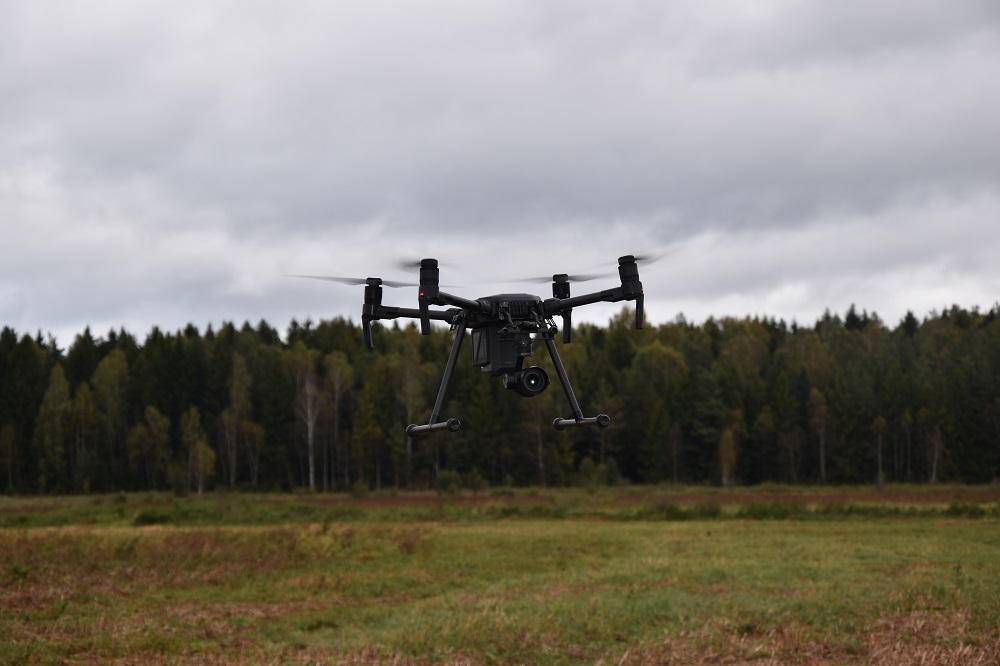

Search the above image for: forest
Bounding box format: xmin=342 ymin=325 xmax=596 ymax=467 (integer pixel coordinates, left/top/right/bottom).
xmin=2 ymin=303 xmax=999 ymax=495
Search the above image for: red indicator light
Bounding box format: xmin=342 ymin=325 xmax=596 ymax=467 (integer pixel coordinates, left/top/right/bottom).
xmin=419 ymin=291 xmax=425 ymax=297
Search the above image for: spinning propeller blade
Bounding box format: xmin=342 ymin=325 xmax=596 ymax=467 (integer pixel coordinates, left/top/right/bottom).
xmin=286 ymin=275 xmax=418 ymax=288
xmin=508 ymin=251 xmax=667 ymax=285
xmin=511 ymin=272 xmax=612 ymax=284
xmin=630 ymin=253 xmax=665 ymax=265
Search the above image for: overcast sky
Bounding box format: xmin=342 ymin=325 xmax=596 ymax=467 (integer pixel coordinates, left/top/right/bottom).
xmin=3 ymin=1 xmax=999 ymax=348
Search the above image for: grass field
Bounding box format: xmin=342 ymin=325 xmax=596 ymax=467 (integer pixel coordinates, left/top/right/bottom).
xmin=2 ymin=486 xmax=999 ymax=664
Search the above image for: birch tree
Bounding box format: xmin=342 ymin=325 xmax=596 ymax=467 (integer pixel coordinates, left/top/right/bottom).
xmin=181 ymin=407 xmax=214 ymax=493
xmin=286 ymin=342 xmax=322 ymax=489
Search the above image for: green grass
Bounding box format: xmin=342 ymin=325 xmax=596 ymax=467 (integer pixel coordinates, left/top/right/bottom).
xmin=2 ymin=484 xmax=998 ymax=529
xmin=2 ymin=486 xmax=1000 ymax=664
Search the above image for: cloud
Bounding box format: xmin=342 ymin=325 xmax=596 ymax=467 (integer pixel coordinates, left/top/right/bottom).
xmin=1 ymin=1 xmax=999 ymax=346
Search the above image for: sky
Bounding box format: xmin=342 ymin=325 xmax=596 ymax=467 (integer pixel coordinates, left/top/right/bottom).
xmin=2 ymin=0 xmax=999 ymax=349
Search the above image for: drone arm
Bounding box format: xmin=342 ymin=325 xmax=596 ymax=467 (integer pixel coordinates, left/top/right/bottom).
xmin=432 ymin=291 xmax=491 ymax=315
xmin=363 ymin=304 xmax=461 ymax=350
xmin=543 ymin=287 xmax=622 ymax=316
xmin=376 ymin=305 xmax=461 ymax=323
xmin=544 ymin=254 xmax=644 ymax=329
xmin=543 ymin=286 xmax=644 ymax=330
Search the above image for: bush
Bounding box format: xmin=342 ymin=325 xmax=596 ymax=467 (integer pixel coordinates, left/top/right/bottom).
xmin=602 ymin=458 xmax=624 ymax=486
xmin=691 ymin=500 xmax=722 ymax=519
xmin=646 ymin=500 xmax=690 ymax=521
xmin=437 ymin=470 xmax=462 ymax=496
xmin=578 ymin=458 xmax=597 ymax=487
xmin=133 ymin=508 xmax=173 ymax=526
xmin=462 ymin=468 xmax=489 ymax=494
xmin=351 ymin=480 xmax=369 ymax=498
xmin=945 ymin=502 xmax=987 ymax=519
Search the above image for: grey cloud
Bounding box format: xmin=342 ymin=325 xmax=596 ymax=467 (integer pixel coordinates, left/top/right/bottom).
xmin=2 ymin=1 xmax=999 ymax=344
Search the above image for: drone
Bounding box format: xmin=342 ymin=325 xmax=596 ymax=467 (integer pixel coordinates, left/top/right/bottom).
xmin=293 ymin=256 xmax=645 ymax=436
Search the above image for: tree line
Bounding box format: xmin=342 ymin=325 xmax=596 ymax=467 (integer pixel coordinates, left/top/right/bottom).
xmin=2 ymin=303 xmax=999 ymax=494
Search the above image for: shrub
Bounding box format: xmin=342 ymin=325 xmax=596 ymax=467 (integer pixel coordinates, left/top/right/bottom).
xmin=437 ymin=470 xmax=462 ymax=496
xmin=462 ymin=468 xmax=489 ymax=494
xmin=604 ymin=458 xmax=624 ymax=486
xmin=945 ymin=502 xmax=987 ymax=519
xmin=133 ymin=508 xmax=173 ymax=526
xmin=578 ymin=458 xmax=597 ymax=486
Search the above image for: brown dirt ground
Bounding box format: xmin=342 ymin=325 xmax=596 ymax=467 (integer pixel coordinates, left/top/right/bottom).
xmin=283 ymin=486 xmax=1000 ymax=511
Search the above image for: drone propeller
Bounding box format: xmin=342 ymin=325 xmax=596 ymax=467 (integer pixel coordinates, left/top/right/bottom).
xmin=631 ymin=252 xmax=665 ymax=265
xmin=287 ymin=275 xmax=418 ymax=288
xmin=394 ymin=257 xmax=458 ymax=271
xmin=509 ymin=252 xmax=665 ymax=285
xmin=510 ymin=271 xmax=612 ymax=284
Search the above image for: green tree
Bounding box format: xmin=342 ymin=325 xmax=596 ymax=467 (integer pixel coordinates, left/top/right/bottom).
xmin=684 ymin=368 xmax=727 ymax=481
xmin=129 ymin=406 xmax=171 ymax=490
xmin=242 ymin=421 xmax=266 ymax=488
xmin=714 ymin=322 xmax=769 ymax=413
xmin=70 ymin=382 xmax=100 ymax=492
xmin=899 ymin=408 xmax=914 ymax=480
xmin=0 ymin=424 xmax=14 ymax=493
xmin=928 ymin=424 xmax=944 ymax=483
xmin=4 ymin=333 xmax=47 ymax=492
xmin=779 ymin=427 xmax=803 ymax=483
xmin=65 ymin=327 xmax=102 ymax=389
xmin=91 ymin=349 xmax=129 ymax=488
xmin=872 ymin=415 xmax=888 ymax=488
xmin=718 ymin=427 xmax=737 ymax=488
xmin=285 ymin=342 xmax=322 ymax=490
xmin=181 ymin=407 xmax=213 ymax=493
xmin=390 ymin=332 xmax=433 ymax=488
xmin=33 ymin=365 xmax=71 ymax=492
xmin=627 ymin=341 xmax=687 ymax=481
xmin=749 ymin=405 xmax=779 ymax=483
xmin=192 ymin=437 xmax=216 ymax=494
xmin=218 ymin=352 xmax=252 ymax=488
xmin=324 ymin=351 xmax=354 ymax=489
xmin=521 ymin=378 xmax=560 ymax=486
xmin=809 ymin=388 xmax=830 ymax=483
xmin=352 ymin=384 xmax=381 ymax=488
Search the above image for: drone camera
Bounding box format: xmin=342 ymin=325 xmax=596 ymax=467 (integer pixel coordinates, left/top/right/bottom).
xmin=503 ymin=366 xmax=550 ymax=397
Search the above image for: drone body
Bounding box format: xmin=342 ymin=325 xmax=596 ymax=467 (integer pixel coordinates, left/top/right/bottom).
xmin=298 ymin=256 xmax=645 ymax=436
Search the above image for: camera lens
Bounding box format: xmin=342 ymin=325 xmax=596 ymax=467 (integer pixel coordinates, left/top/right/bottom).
xmin=524 ymin=370 xmax=543 ymax=390
xmin=503 ymin=366 xmax=549 ymax=397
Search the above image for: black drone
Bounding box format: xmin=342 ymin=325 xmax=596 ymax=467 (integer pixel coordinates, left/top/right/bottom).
xmin=294 ymin=256 xmax=645 ymax=436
